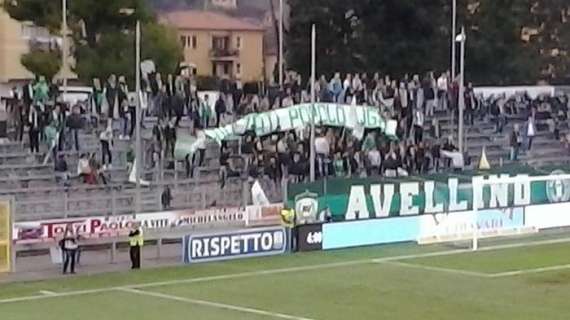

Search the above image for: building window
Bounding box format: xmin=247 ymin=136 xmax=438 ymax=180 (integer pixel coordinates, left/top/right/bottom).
xmin=191 ymin=35 xmax=197 ymax=49
xmin=212 ymin=36 xmax=229 ymax=50
xmin=180 ymin=36 xmax=186 ymax=48
xmin=236 ymin=36 xmax=242 ymax=49
xmin=236 ymin=63 xmax=242 ymax=76
xmin=223 ymin=63 xmax=230 ymax=75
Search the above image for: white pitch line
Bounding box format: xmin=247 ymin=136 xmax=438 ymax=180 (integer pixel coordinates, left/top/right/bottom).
xmin=39 ymin=290 xmax=56 ymax=296
xmin=380 ymin=261 xmax=490 ymax=278
xmin=2 ymin=236 xmax=570 ymax=305
xmin=118 ymin=288 xmax=316 ymax=320
xmin=489 ymin=264 xmax=570 ymax=278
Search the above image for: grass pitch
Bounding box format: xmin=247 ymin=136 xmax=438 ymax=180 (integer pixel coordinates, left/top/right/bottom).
xmin=2 ymin=233 xmax=570 ymax=320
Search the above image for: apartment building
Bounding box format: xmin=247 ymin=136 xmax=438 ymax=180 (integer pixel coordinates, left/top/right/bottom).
xmin=160 ymin=10 xmax=264 ymax=82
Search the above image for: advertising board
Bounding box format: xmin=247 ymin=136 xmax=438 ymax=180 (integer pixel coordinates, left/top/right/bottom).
xmin=525 ymin=203 xmax=570 ymax=230
xmin=322 ymin=208 xmax=526 ymax=250
xmin=0 ymin=200 xmax=11 ymax=272
xmin=289 ymin=169 xmax=570 ymax=221
xmin=183 ymin=226 xmax=287 ymax=264
xmin=417 ymin=208 xmax=525 ymax=242
xmin=296 ymin=223 xmax=323 ymax=252
xmin=245 ymin=203 xmax=283 ymax=227
xmin=13 ymin=207 xmax=247 ymax=244
xmin=322 ymin=216 xmax=421 ymax=250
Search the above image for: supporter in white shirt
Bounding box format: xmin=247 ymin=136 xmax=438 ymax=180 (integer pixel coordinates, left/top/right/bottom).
xmin=343 ymin=74 xmax=352 ymax=92
xmin=367 ymin=148 xmax=382 ymax=176
xmin=314 ymin=135 xmax=330 ymax=156
xmin=437 ymin=73 xmax=448 ymax=91
xmin=352 ymin=74 xmax=363 ymax=92
xmin=437 ymin=73 xmax=448 ymax=110
xmin=314 ymin=134 xmax=330 ymax=177
xmin=282 ymin=94 xmax=294 ymax=108
xmin=77 ymin=154 xmax=91 ymax=182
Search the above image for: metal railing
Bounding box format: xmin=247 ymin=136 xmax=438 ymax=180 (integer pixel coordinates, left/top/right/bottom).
xmin=9 ymin=169 xmax=250 ymax=222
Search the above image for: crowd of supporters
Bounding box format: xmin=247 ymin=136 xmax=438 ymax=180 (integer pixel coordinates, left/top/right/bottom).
xmin=3 ymin=70 xmax=569 ymax=190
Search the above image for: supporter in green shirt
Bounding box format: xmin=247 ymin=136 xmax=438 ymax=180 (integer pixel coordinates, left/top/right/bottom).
xmin=333 ymin=152 xmax=346 ymax=177
xmin=362 ymin=131 xmax=377 ymax=152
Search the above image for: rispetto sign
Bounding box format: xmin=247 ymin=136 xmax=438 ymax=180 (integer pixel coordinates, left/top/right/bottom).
xmin=183 ymin=226 xmax=287 ymax=263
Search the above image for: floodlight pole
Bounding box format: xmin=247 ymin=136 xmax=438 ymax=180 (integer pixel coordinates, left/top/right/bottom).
xmin=457 ymin=27 xmax=466 ymax=154
xmin=451 ymin=0 xmax=457 ymax=79
xmin=62 ymin=0 xmax=68 ymax=99
xmin=309 ymin=25 xmax=316 ymax=182
xmin=278 ymin=0 xmax=284 ymax=88
xmin=135 ymin=20 xmax=142 ymax=217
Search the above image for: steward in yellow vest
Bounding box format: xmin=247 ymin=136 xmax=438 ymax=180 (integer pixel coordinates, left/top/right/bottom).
xmin=128 ymin=223 xmax=143 ymax=269
xmin=281 ymin=208 xmax=296 ymax=228
xmin=280 ymin=208 xmax=297 ymax=251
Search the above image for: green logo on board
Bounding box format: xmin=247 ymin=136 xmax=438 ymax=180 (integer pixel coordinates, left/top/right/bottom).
xmin=295 ymin=191 xmax=319 ymax=224
xmin=546 ymin=170 xmax=570 ymax=203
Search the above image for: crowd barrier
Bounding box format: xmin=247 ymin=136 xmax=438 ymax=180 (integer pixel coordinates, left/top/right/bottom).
xmin=3 ymin=204 xmax=283 ymax=273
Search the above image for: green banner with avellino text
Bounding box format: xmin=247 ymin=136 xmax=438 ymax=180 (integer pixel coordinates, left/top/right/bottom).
xmin=288 ymin=166 xmax=570 ymax=222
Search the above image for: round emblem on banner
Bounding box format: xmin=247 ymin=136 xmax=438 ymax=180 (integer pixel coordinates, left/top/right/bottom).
xmin=546 ymin=170 xmax=570 ymax=203
xmin=294 ymin=191 xmax=319 ymax=223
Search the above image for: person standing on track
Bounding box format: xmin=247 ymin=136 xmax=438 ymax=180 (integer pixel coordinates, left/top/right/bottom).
xmin=128 ymin=222 xmax=144 ymax=269
xmin=61 ymin=224 xmax=79 ymax=274
xmin=281 ymin=207 xmax=297 ymax=252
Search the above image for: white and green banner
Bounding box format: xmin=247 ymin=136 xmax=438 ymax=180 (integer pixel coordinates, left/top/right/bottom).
xmin=206 ymin=103 xmax=396 ymax=143
xmin=176 ymin=103 xmax=397 ymax=159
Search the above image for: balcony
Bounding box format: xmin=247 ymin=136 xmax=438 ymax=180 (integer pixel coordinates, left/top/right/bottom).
xmin=209 ymin=48 xmax=240 ymax=61
xmin=27 ymin=37 xmax=61 ymax=52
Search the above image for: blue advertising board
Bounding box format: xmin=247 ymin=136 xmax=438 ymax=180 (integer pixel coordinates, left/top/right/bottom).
xmin=322 ymin=216 xmax=421 ymax=250
xmin=183 ymin=226 xmax=288 ymax=264
xmin=322 ymin=208 xmax=525 ymax=250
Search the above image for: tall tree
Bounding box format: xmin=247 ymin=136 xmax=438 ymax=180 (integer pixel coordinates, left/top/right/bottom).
xmin=21 ymin=49 xmax=62 ymax=81
xmin=4 ymin=0 xmax=182 ymax=83
xmin=287 ymin=0 xmax=556 ymax=85
xmin=287 ymin=0 xmax=368 ymax=79
xmin=288 ymin=0 xmax=450 ymax=80
xmin=459 ymin=0 xmax=540 ymax=85
xmin=523 ymin=0 xmax=570 ymax=83
xmin=360 ymin=0 xmax=448 ymax=77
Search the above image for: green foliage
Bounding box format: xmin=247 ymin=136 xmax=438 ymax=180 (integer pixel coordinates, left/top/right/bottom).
xmin=3 ymin=0 xmax=61 ymax=33
xmin=20 ymin=49 xmax=62 ymax=81
xmin=142 ymin=23 xmax=183 ymax=75
xmin=459 ymin=0 xmax=540 ymax=85
xmin=74 ymin=23 xmax=183 ymax=85
xmin=522 ymin=0 xmax=570 ymax=83
xmin=287 ymin=0 xmax=567 ymax=85
xmin=5 ymin=0 xmax=181 ymax=84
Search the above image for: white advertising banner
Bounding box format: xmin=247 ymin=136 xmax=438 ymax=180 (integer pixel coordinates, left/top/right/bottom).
xmin=13 ymin=207 xmax=247 ymax=244
xmin=417 ymin=208 xmax=525 ymax=242
xmin=245 ymin=203 xmax=283 ymax=227
xmin=525 ymin=203 xmax=570 ymax=230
